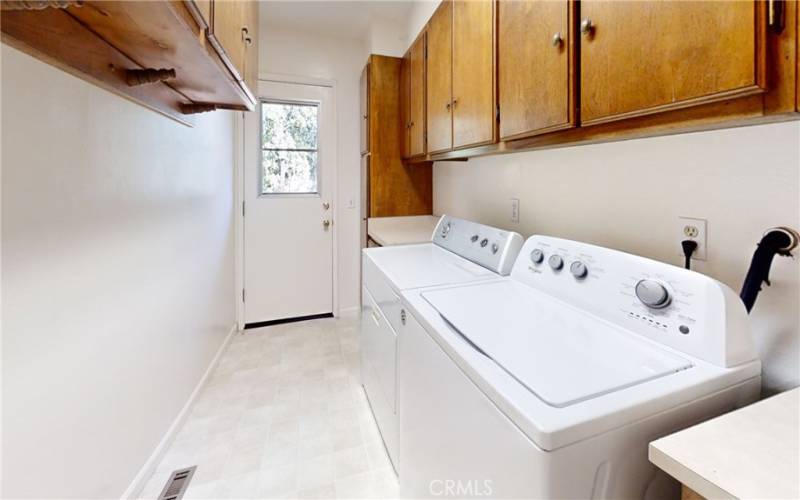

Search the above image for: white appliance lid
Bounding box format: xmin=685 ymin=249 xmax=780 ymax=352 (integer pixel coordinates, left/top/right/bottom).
xmin=422 ymin=280 xmax=692 ymax=408
xmin=369 ymin=244 xmax=498 ymax=290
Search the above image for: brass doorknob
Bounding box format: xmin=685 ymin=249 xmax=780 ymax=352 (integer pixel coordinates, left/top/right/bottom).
xmin=580 ymin=18 xmax=593 ymax=36
xmin=552 ymin=32 xmax=563 ymax=47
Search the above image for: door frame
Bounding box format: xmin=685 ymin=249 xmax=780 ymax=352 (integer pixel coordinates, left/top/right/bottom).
xmin=234 ymin=73 xmax=340 ymax=331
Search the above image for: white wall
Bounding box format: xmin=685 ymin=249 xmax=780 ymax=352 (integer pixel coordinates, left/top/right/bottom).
xmin=405 ymin=0 xmax=438 ymax=44
xmin=1 ymin=45 xmax=235 ymax=498
xmin=433 ymin=122 xmax=800 ymax=394
xmin=366 ymin=16 xmax=408 ymax=58
xmin=260 ymin=22 xmax=366 ymax=312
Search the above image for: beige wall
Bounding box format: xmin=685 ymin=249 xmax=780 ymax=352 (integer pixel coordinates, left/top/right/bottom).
xmin=1 ymin=45 xmax=236 ymax=497
xmin=433 ymin=122 xmax=800 ymax=394
xmin=260 ymin=22 xmax=366 ymax=312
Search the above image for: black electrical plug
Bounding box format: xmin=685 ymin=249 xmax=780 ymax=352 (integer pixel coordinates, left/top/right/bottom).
xmin=681 ymin=240 xmax=698 ymax=270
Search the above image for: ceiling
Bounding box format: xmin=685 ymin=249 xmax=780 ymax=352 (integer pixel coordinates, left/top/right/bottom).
xmin=260 ymin=0 xmax=415 ymax=41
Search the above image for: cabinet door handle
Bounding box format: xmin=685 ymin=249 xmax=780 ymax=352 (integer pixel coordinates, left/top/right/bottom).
xmin=580 ymin=18 xmax=593 ymax=37
xmin=446 ymin=102 xmax=451 ymax=111
xmin=400 ymin=309 xmax=406 ymax=325
xmin=552 ymin=32 xmax=563 ymax=47
xmin=452 ymin=98 xmax=459 ymax=107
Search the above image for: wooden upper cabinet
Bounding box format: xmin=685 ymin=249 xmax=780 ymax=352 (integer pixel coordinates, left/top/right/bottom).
xmin=360 ymin=64 xmax=370 ymax=155
xmin=426 ymin=0 xmax=453 ymax=154
xmin=452 ymin=0 xmax=496 ymax=148
xmin=1 ymin=1 xmax=258 ymax=124
xmin=185 ymin=0 xmax=212 ymax=29
xmin=499 ymin=0 xmax=575 ymax=140
xmin=243 ymin=0 xmax=259 ymax=96
xmin=400 ymin=49 xmax=412 ymax=158
xmin=579 ymin=0 xmax=768 ymax=126
xmin=210 ymin=0 xmax=246 ymax=80
xmin=409 ymin=32 xmax=427 ymax=157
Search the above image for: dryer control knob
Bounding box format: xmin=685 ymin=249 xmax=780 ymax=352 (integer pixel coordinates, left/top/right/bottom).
xmin=548 ymin=254 xmax=564 ymax=270
xmin=635 ymin=279 xmax=671 ymax=309
xmin=530 ymin=249 xmax=544 ymax=264
xmin=570 ymin=261 xmax=588 ymax=279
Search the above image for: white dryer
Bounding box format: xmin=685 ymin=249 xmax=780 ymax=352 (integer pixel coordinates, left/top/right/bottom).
xmin=360 ymin=215 xmax=523 ymax=471
xmin=398 ymin=235 xmax=761 ymax=498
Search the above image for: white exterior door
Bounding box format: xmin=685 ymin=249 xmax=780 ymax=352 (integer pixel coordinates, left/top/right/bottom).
xmin=243 ymin=80 xmax=335 ymax=325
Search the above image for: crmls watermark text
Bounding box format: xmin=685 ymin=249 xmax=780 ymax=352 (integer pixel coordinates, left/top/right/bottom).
xmin=429 ymin=479 xmax=494 ymax=497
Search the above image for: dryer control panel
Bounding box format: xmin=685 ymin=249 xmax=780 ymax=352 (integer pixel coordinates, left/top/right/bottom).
xmin=432 ymin=215 xmax=524 ymax=276
xmin=510 ymin=235 xmax=756 ymax=368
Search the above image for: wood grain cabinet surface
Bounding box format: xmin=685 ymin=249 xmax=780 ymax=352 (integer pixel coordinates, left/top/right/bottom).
xmin=498 ymin=0 xmax=576 ymax=140
xmin=426 ymin=0 xmax=454 ymax=154
xmin=363 ymin=56 xmax=432 ymax=218
xmin=0 ymin=0 xmax=259 ymax=123
xmin=452 ymin=0 xmax=496 ymax=149
xmin=401 ymin=32 xmax=427 ymax=159
xmin=405 ymin=0 xmax=797 ymax=161
xmin=360 ymin=64 xmax=370 ymax=155
xmin=579 ymin=0 xmax=767 ymax=125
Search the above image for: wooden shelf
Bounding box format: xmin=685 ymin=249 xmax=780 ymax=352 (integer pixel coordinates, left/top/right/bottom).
xmin=1 ymin=1 xmax=258 ymax=125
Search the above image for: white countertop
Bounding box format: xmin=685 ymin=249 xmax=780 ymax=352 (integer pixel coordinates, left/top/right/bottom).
xmin=368 ymin=215 xmax=440 ymax=246
xmin=649 ymin=388 xmax=799 ymax=499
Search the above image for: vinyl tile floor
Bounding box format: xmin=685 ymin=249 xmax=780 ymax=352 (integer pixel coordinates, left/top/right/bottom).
xmin=137 ymin=315 xmax=398 ymax=499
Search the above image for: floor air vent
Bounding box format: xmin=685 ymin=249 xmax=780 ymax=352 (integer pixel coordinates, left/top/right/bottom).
xmin=157 ymin=466 xmax=196 ymax=500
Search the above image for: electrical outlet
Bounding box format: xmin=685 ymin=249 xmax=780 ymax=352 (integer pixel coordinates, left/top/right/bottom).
xmin=510 ymin=198 xmax=520 ymax=224
xmin=677 ymin=216 xmax=707 ymax=261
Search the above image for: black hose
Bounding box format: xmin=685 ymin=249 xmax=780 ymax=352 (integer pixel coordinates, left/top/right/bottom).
xmin=740 ymin=228 xmax=797 ymax=313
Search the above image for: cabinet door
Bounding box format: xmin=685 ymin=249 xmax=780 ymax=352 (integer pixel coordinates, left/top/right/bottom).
xmin=400 ymin=50 xmax=411 ymax=159
xmin=452 ymin=0 xmax=495 ymax=149
xmin=580 ymin=0 xmax=767 ymax=126
xmin=242 ymin=0 xmax=259 ymax=96
xmin=360 ymin=63 xmax=370 ymax=155
xmin=212 ymin=0 xmax=246 ymax=80
xmin=409 ymin=33 xmax=427 ymax=157
xmin=499 ymin=0 xmax=575 ymax=140
xmin=426 ymin=0 xmax=453 ymax=154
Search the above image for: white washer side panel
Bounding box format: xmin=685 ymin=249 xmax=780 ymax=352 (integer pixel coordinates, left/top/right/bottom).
xmin=397 ymin=306 xmax=762 ymax=499
xmin=397 ymin=309 xmax=580 ymax=499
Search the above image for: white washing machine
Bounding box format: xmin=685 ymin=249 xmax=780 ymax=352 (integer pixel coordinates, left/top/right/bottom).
xmin=398 ymin=235 xmax=761 ymax=498
xmin=360 ymin=215 xmax=523 ymax=471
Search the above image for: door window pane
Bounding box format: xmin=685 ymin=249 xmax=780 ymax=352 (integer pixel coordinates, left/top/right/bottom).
xmin=260 ymin=101 xmax=320 ymax=194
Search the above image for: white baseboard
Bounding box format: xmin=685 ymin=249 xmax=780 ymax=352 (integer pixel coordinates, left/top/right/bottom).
xmin=337 ymin=305 xmax=361 ymax=317
xmin=120 ymin=323 xmax=238 ymax=499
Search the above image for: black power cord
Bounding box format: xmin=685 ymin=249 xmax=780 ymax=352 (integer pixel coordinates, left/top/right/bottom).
xmin=681 ymin=240 xmax=698 ymax=270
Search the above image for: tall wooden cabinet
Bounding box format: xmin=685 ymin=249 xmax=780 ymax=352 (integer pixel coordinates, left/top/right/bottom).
xmin=579 ymin=0 xmax=768 ymax=125
xmin=361 ymin=56 xmax=432 ymax=218
xmin=426 ymin=0 xmax=496 ymax=153
xmin=498 ymin=0 xmax=576 ymax=140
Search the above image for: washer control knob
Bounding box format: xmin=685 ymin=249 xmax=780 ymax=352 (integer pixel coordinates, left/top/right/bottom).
xmin=480 ymin=238 xmax=489 ymax=248
xmin=548 ymin=254 xmax=564 ymax=270
xmin=491 ymin=243 xmax=499 ymax=254
xmin=635 ymin=279 xmax=671 ymax=309
xmin=530 ymin=249 xmax=544 ymax=264
xmin=570 ymin=261 xmax=588 ymax=279
xmin=470 ymin=234 xmax=479 ymax=243
xmin=441 ymin=222 xmax=451 ymax=238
